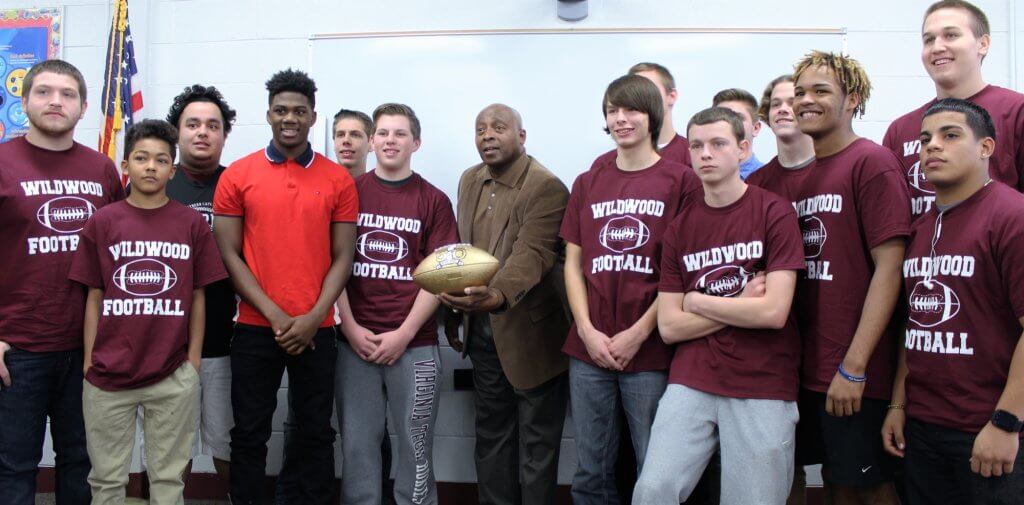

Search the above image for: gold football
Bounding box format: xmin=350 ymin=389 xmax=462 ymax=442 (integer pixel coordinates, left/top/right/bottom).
xmin=413 ymin=243 xmax=501 ymax=295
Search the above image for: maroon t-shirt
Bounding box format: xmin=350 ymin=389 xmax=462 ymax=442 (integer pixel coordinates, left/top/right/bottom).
xmin=69 ymin=200 xmax=228 ymax=391
xmin=560 ymin=154 xmax=702 ymax=372
xmin=660 ymin=185 xmax=805 ymax=400
xmin=902 ymin=182 xmax=1024 ymax=432
xmin=746 ymin=156 xmax=813 ymax=202
xmin=750 ymin=139 xmax=912 ymax=400
xmin=883 ymin=85 xmax=1024 ymax=217
xmin=0 ymin=137 xmax=125 ymax=352
xmin=348 ymin=173 xmax=458 ymax=347
xmin=593 ymin=134 xmax=692 ymax=169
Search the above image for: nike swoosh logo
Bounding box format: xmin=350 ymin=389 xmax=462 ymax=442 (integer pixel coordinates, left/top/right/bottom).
xmin=861 ymin=466 xmax=872 ymax=473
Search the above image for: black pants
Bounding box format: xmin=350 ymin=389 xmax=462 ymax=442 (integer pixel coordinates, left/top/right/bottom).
xmin=279 ymin=362 xmax=395 ymax=504
xmin=468 ymin=316 xmax=569 ymax=505
xmin=905 ymin=417 xmax=1024 ymax=505
xmin=228 ymin=324 xmax=338 ymax=505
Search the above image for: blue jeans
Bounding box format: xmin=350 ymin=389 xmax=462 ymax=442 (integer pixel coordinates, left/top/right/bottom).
xmin=569 ymin=358 xmax=667 ymax=505
xmin=0 ymin=346 xmax=90 ymax=505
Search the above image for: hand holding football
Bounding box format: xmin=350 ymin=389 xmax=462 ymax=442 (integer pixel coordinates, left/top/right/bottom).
xmin=413 ymin=244 xmax=500 ymax=295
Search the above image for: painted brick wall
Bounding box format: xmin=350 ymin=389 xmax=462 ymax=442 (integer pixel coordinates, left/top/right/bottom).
xmin=22 ymin=0 xmax=1019 ymax=485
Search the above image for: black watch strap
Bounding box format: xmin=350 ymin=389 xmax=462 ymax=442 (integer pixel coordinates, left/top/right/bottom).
xmin=991 ymin=409 xmax=1024 ymax=433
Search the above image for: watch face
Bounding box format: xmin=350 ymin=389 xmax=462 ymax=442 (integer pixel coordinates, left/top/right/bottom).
xmin=992 ymin=410 xmax=1023 ymax=432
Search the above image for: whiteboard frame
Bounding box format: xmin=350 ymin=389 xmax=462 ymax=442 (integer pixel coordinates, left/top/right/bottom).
xmin=310 ymin=26 xmax=848 ymax=40
xmin=307 ymin=26 xmax=849 ymax=172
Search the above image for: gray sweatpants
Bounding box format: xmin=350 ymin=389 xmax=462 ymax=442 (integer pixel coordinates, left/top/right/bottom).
xmin=633 ymin=384 xmax=798 ymax=505
xmin=337 ymin=342 xmax=442 ymax=505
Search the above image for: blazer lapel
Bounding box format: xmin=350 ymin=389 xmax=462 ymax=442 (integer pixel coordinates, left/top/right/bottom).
xmin=459 ymin=167 xmax=486 ymax=244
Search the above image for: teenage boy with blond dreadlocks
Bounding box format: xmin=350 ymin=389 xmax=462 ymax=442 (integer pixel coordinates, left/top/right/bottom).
xmin=776 ymin=51 xmax=912 ymax=505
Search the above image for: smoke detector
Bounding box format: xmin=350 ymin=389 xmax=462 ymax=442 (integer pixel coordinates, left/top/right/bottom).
xmin=557 ymin=0 xmax=588 ymax=21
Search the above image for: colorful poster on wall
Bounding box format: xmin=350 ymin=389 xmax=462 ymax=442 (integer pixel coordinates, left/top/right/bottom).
xmin=0 ymin=8 xmax=63 ymax=142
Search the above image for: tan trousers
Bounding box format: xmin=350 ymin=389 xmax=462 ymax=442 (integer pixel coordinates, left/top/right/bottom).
xmin=83 ymin=361 xmax=200 ymax=505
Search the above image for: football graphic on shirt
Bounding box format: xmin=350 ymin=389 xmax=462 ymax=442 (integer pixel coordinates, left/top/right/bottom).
xmin=908 ymin=279 xmax=960 ymax=328
xmin=413 ymin=243 xmax=499 ymax=295
xmin=907 ymin=161 xmax=935 ymax=195
xmin=36 ymin=196 xmax=97 ymax=234
xmin=356 ymin=230 xmax=409 ymax=263
xmin=112 ymin=258 xmax=178 ymax=297
xmin=800 ymin=216 xmax=827 ymax=259
xmin=696 ymin=265 xmax=755 ymax=297
xmin=598 ymin=216 xmax=650 ymax=253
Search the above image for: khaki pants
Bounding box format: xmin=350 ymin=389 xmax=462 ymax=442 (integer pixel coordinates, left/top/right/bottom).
xmin=83 ymin=361 xmax=200 ymax=505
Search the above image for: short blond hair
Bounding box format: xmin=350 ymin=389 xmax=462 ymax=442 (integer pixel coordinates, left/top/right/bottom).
xmin=628 ymin=62 xmax=675 ymax=92
xmin=925 ymin=0 xmax=989 ymax=38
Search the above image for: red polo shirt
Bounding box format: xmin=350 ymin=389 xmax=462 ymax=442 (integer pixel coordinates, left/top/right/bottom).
xmin=214 ymin=142 xmax=358 ymax=328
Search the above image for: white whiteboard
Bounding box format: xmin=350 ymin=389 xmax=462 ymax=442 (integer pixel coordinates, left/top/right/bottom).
xmin=309 ymin=28 xmax=845 ymax=205
xmin=308 ymin=28 xmax=844 ymax=485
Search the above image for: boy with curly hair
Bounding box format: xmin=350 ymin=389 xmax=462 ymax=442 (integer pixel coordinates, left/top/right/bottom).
xmin=164 ymin=83 xmax=238 ymax=483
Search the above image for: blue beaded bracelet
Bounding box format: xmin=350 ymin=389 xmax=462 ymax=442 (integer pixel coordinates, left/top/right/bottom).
xmin=838 ymin=363 xmax=867 ymax=383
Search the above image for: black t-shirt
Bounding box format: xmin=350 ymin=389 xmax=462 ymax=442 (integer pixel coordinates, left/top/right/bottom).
xmin=166 ymin=166 xmax=236 ymax=358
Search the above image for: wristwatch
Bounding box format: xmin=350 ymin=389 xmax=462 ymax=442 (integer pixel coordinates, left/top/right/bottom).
xmin=991 ymin=410 xmax=1024 ymax=433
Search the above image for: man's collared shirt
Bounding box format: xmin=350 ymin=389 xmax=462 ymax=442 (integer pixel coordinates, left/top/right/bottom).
xmin=471 ymin=154 xmax=530 ymax=251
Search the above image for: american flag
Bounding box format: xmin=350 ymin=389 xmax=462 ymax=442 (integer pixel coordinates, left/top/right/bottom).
xmin=98 ymin=0 xmax=143 ymax=175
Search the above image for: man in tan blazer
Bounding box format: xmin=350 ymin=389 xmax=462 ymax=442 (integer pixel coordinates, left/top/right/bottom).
xmin=440 ymin=103 xmax=570 ymax=505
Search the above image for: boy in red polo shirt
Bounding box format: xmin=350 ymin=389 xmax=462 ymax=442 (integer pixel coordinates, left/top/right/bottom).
xmin=882 ymin=99 xmax=1024 ymax=505
xmin=560 ymin=74 xmax=701 ymax=504
xmin=634 ymin=107 xmax=804 ymax=504
xmin=70 ymin=119 xmax=228 ymax=505
xmin=213 ymin=69 xmax=358 ymax=505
